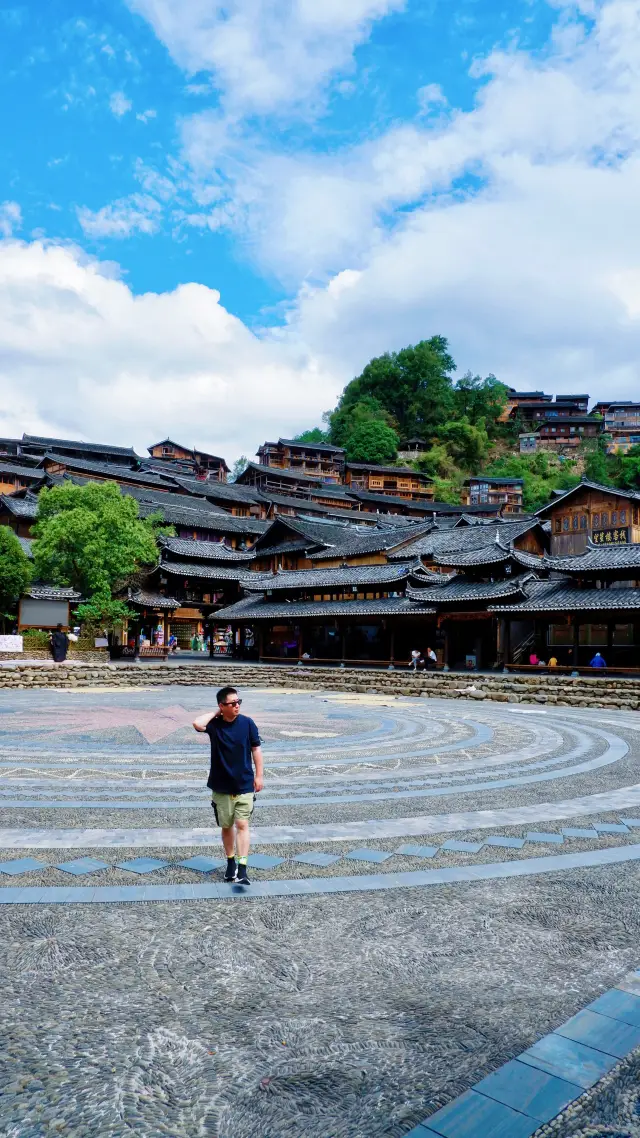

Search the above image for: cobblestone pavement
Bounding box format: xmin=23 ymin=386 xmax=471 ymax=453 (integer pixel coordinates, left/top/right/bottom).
xmin=2 ymin=686 xmax=640 ymax=1137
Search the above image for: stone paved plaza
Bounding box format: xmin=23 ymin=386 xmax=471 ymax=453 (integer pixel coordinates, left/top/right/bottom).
xmin=2 ymin=684 xmax=640 ymax=1136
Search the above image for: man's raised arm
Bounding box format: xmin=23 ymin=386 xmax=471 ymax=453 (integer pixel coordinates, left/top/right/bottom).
xmin=193 ymin=710 xmax=218 ymax=732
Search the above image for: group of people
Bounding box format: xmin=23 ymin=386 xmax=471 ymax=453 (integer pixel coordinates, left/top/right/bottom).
xmin=529 ymin=651 xmax=607 ymax=669
xmin=410 ymin=647 xmax=438 ymax=671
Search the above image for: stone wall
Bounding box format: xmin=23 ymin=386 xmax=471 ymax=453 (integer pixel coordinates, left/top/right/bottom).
xmin=0 ymin=650 xmax=108 ymax=663
xmin=0 ymin=661 xmax=639 ymax=709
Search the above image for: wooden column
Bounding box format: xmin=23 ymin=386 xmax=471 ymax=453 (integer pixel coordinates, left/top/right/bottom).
xmin=572 ymin=616 xmax=580 ymax=667
xmin=443 ymin=624 xmax=450 ymax=670
xmin=341 ymin=625 xmax=347 ymax=662
xmin=607 ymin=621 xmax=614 ymax=662
xmin=504 ymin=618 xmax=511 ymax=669
xmin=258 ymin=627 xmax=264 ymax=660
xmin=389 ymin=627 xmax=395 ymax=665
xmin=163 ymin=611 xmax=170 ymax=647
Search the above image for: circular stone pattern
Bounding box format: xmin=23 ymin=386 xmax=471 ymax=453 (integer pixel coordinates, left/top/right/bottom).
xmin=2 ymin=685 xmax=640 ymax=1137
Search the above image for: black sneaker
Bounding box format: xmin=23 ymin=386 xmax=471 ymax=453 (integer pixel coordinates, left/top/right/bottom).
xmin=237 ymin=863 xmax=251 ymax=886
xmin=224 ymin=858 xmax=237 ymax=882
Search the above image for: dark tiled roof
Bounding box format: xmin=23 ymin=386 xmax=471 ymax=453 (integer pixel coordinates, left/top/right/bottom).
xmin=160 ymin=537 xmax=255 ymax=562
xmin=349 ymin=489 xmax=436 ymax=512
xmin=146 ymin=440 xmax=227 ymax=465
xmin=127 ymin=587 xmax=181 ymax=610
xmin=465 ymin=476 xmax=524 ymax=486
xmin=170 ymin=476 xmax=264 ymax=504
xmin=241 ymin=563 xmax=414 ymax=592
xmin=27 ymin=585 xmax=81 ymax=601
xmin=44 ymin=453 xmax=174 ymax=488
xmin=253 ymin=516 xmax=363 ymax=552
xmin=432 ymin=542 xmax=545 ymax=570
xmin=0 ymin=492 xmax=38 ymax=518
xmin=137 ymin=501 xmax=268 ymax=534
xmin=277 ymin=438 xmax=345 ymax=454
xmin=0 ymin=462 xmax=45 ymax=481
xmin=238 ymin=461 xmax=328 ymax=486
xmin=543 ymin=543 xmax=640 ymax=573
xmin=214 ymin=595 xmax=437 ymax=621
xmin=346 ymin=462 xmax=432 ymax=477
xmin=160 ymin=559 xmax=251 ymax=582
xmin=491 ymin=580 xmax=640 ymax=612
xmin=23 ymin=434 xmax=138 ymax=458
xmin=387 ymin=518 xmax=540 ymax=561
xmin=408 ymin=575 xmax=533 ymax=604
xmin=536 ymin=479 xmax=640 ymax=517
xmin=307 ymin=524 xmax=433 ymax=562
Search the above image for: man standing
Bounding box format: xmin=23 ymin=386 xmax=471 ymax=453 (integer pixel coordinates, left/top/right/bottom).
xmin=193 ymin=686 xmax=264 ymax=885
xmin=50 ymin=623 xmax=69 ymax=664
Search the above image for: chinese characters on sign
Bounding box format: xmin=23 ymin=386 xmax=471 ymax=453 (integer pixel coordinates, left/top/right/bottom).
xmin=592 ymin=527 xmax=630 ymax=545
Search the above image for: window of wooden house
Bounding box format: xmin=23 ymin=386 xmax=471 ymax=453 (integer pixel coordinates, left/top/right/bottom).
xmin=579 ymin=624 xmax=607 ymax=645
xmin=612 ymin=511 xmax=618 ymax=525
xmin=548 ymin=624 xmax=572 ymax=645
xmin=593 ymin=513 xmax=599 ymax=527
xmin=620 ymin=509 xmax=627 ymax=524
xmin=555 ymin=518 xmax=562 ymax=533
xmin=572 ymin=515 xmax=579 ymax=530
xmin=601 ymin=512 xmax=609 ymax=526
xmin=580 ymin=515 xmax=587 ymax=529
xmin=562 ymin=516 xmax=569 ymax=531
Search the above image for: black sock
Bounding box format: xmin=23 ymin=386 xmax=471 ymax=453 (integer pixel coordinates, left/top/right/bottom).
xmin=227 ymin=855 xmax=236 ymax=866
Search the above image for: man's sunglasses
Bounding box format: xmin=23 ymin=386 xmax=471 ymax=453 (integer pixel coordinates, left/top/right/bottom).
xmin=224 ymin=699 xmax=242 ymax=707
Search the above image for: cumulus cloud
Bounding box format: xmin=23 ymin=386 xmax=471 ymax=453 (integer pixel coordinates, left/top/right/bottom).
xmin=0 ymin=240 xmax=342 ymax=459
xmin=109 ymin=90 xmax=132 ymax=117
xmin=0 ymin=201 xmax=21 ymax=238
xmin=126 ymin=0 xmax=405 ymax=115
xmin=77 ymin=194 xmax=162 ymax=238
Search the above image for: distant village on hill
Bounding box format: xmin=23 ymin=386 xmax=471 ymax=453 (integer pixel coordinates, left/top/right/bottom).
xmin=2 ymin=379 xmax=640 ymax=674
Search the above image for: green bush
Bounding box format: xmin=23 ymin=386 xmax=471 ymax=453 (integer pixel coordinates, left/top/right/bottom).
xmin=22 ymin=629 xmax=51 ymax=648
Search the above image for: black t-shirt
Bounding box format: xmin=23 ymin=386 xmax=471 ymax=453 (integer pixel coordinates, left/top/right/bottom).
xmin=205 ymin=713 xmax=261 ymax=794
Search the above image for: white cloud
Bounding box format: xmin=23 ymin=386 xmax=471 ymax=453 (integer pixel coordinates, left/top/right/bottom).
xmin=0 ymin=201 xmax=21 ymax=239
xmin=136 ymin=108 xmax=157 ymax=123
xmin=77 ymin=194 xmax=162 ymax=238
xmin=109 ymin=90 xmax=132 ymax=117
xmin=126 ymin=0 xmax=404 ymax=115
xmin=0 ymin=240 xmax=341 ymax=460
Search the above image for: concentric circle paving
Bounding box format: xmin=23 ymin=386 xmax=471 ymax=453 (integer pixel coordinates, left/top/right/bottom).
xmin=2 ymin=686 xmax=640 ymax=1137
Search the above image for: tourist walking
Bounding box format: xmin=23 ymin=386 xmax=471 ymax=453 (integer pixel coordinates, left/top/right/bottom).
xmin=49 ymin=623 xmax=69 ymax=664
xmin=193 ymin=686 xmax=264 ymax=886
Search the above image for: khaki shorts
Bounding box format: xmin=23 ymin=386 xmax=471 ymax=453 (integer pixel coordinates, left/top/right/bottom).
xmin=211 ymin=792 xmax=255 ymax=829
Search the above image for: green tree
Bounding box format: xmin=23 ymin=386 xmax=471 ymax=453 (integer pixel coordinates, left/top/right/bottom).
xmin=0 ymin=528 xmax=32 ymax=629
xmin=439 ymin=416 xmax=489 ymax=469
xmin=293 ymin=428 xmax=329 ymax=444
xmin=454 ymin=373 xmax=509 ymax=435
xmin=583 ymin=439 xmax=614 ymax=485
xmin=417 ymin=443 xmax=458 ymax=479
xmin=33 ymin=482 xmax=163 ymax=627
xmin=345 ymin=420 xmax=399 ymax=464
xmin=330 ymin=336 xmax=457 ymax=440
xmin=230 ymin=455 xmax=249 ymax=481
xmin=617 ymin=445 xmax=640 ymax=488
xmin=326 ymin=395 xmax=395 ymax=449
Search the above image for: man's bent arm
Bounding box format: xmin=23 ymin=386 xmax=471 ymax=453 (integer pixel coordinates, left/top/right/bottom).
xmin=193 ymin=710 xmax=218 ymax=732
xmin=252 ymin=745 xmax=264 ymax=791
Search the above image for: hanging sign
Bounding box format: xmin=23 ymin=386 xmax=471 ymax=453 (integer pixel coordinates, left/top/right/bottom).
xmin=592 ymin=527 xmax=630 ymax=545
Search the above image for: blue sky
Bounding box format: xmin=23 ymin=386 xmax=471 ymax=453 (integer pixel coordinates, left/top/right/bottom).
xmin=1 ymin=0 xmax=559 ymax=314
xmin=0 ymin=0 xmax=637 ymax=460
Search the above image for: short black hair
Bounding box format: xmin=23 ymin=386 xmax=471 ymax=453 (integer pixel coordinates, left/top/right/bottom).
xmin=217 ymin=685 xmax=238 ymax=705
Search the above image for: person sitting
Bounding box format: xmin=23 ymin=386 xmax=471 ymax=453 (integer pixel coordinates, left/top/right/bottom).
xmin=410 ymin=649 xmax=423 ymax=671
xmin=529 ymin=652 xmax=539 ymax=666
xmin=426 ymin=646 xmax=437 ymax=671
xmin=548 ymin=655 xmax=558 ymax=668
xmin=590 ymin=651 xmax=607 ymax=668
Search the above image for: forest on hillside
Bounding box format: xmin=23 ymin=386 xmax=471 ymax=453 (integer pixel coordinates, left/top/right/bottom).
xmin=292 ymin=336 xmax=640 ymax=513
